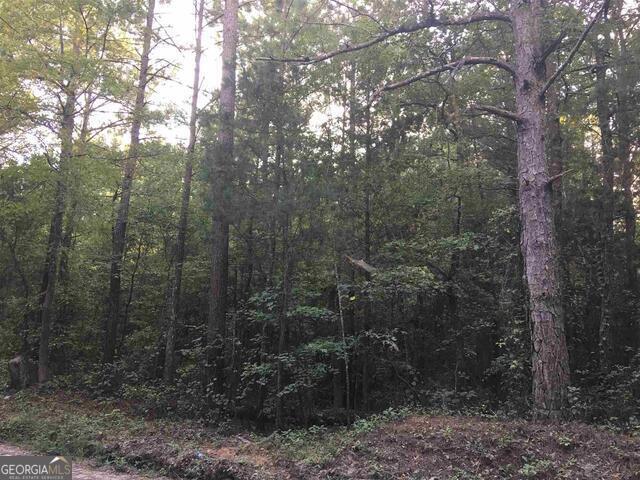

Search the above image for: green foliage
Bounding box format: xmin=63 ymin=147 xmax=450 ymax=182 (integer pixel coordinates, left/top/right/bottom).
xmin=519 ymin=459 xmax=552 ymax=478
xmin=568 ymin=354 xmax=640 ymax=429
xmin=298 ymin=338 xmax=345 ymax=356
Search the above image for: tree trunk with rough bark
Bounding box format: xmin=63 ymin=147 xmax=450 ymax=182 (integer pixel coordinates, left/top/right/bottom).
xmin=511 ymin=0 xmax=570 ymax=419
xmin=207 ymin=0 xmax=238 ymax=394
xmin=104 ymin=0 xmax=155 ymax=364
xmin=164 ymin=0 xmax=205 ymax=384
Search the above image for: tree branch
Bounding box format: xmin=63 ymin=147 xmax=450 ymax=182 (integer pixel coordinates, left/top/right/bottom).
xmin=379 ymin=57 xmax=515 ymax=94
xmin=470 ymin=104 xmax=523 ymax=123
xmin=540 ymin=30 xmax=568 ymax=63
xmin=541 ymin=2 xmax=606 ymax=98
xmin=257 ymin=11 xmax=510 ymax=64
xmin=546 ymin=168 xmax=574 ymax=185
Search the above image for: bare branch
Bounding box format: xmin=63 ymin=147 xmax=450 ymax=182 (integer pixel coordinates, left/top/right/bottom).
xmin=257 ymin=11 xmax=510 ymax=64
xmin=379 ymin=57 xmax=515 ymax=94
xmin=541 ymin=1 xmax=606 ymax=97
xmin=546 ymin=168 xmax=574 ymax=185
xmin=437 ymin=11 xmax=511 ymax=27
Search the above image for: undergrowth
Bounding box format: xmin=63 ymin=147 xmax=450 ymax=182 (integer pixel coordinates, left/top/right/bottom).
xmin=266 ymin=406 xmax=415 ymax=465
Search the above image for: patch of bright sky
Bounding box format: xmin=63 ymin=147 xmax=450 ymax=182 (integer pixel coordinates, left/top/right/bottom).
xmin=147 ymin=1 xmax=340 ymax=146
xmin=147 ymin=0 xmax=222 ymax=146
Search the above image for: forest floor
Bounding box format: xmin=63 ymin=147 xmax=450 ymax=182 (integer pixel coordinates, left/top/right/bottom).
xmin=0 ymin=391 xmax=639 ymax=479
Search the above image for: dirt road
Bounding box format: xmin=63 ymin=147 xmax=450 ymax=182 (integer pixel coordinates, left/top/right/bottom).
xmin=0 ymin=443 xmax=168 ymax=480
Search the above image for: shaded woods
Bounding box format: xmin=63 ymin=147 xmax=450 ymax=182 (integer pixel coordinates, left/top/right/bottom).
xmin=1 ymin=0 xmax=639 ymax=430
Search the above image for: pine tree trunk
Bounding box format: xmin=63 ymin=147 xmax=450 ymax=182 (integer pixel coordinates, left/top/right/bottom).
xmin=512 ymin=0 xmax=570 ymax=419
xmin=104 ymin=0 xmax=155 ymax=364
xmin=164 ymin=0 xmax=205 ymax=383
xmin=207 ymin=0 xmax=238 ymax=394
xmin=613 ymin=3 xmax=636 ymax=291
xmin=361 ymin=102 xmax=373 ymax=412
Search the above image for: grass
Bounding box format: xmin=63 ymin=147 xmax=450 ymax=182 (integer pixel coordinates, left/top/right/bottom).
xmin=0 ymin=391 xmax=148 ymax=463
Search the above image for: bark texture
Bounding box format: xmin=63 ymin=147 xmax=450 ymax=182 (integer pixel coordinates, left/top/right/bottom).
xmin=511 ymin=0 xmax=570 ymax=418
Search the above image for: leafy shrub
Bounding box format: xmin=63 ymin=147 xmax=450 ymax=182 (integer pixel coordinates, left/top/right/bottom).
xmin=569 ymin=354 xmax=640 ymax=428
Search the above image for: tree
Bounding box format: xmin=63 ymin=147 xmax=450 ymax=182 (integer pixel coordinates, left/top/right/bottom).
xmin=206 ymin=0 xmax=239 ymax=393
xmin=37 ymin=76 xmax=76 ymax=383
xmin=164 ymin=0 xmax=206 ymax=384
xmin=593 ymin=29 xmax=615 ymax=369
xmin=104 ymin=0 xmax=156 ymax=364
xmin=510 ymin=0 xmax=573 ymax=417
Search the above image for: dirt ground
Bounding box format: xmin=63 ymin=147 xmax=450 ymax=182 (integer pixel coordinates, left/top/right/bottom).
xmin=310 ymin=416 xmax=640 ymax=479
xmin=9 ymin=415 xmax=635 ymax=479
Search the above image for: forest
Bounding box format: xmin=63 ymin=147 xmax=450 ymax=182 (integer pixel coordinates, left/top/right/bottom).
xmin=1 ymin=0 xmax=640 ymax=477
